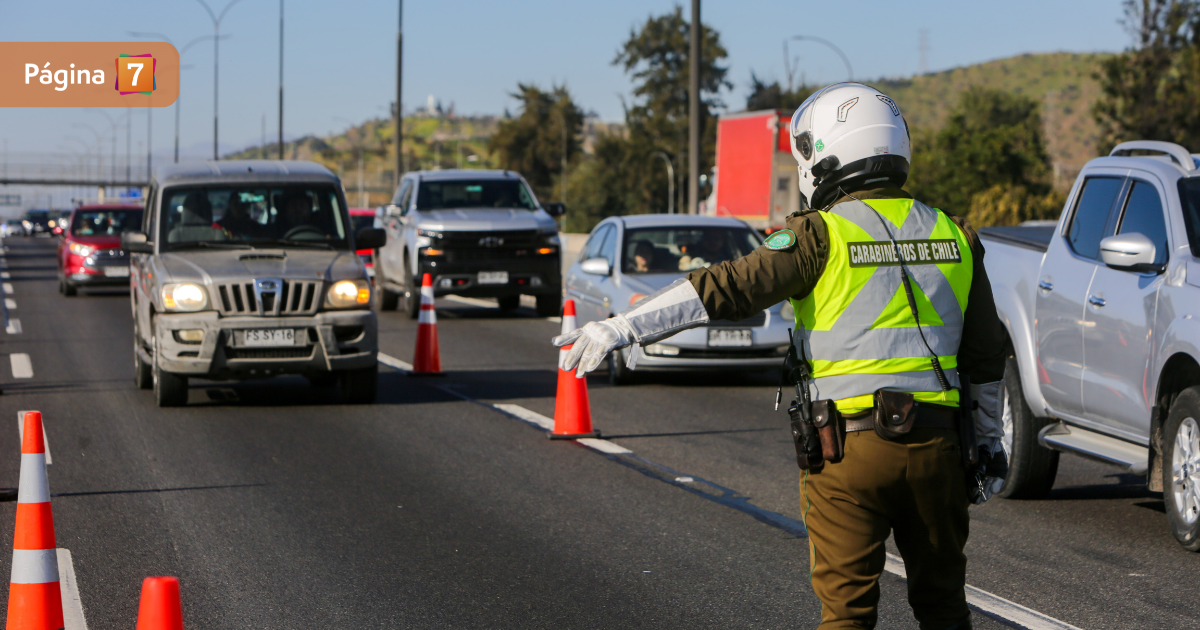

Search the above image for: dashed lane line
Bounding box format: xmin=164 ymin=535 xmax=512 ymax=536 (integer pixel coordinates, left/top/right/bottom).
xmin=1 ymin=271 xmax=10 ymax=279
xmin=57 ymin=548 xmax=88 ymax=630
xmin=4 ymin=298 xmax=15 ymax=310
xmin=10 ymin=353 xmax=32 ymax=378
xmin=443 ymin=295 xmax=497 ymax=309
xmin=17 ymin=410 xmax=51 ymax=464
xmin=380 ymin=354 xmax=1085 ymax=629
xmin=6 ymin=318 xmax=20 ymax=334
xmin=3 ymin=283 xmax=12 ymax=294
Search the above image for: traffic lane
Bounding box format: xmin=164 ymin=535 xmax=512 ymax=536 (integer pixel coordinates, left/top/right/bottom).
xmin=0 ymin=239 xmax=934 ymax=628
xmin=376 ymin=301 xmax=1199 ymax=630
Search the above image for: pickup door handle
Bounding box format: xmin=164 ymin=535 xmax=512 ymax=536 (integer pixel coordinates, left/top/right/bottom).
xmin=1038 ymin=280 xmax=1053 ymax=292
xmin=1088 ymin=295 xmax=1107 ymax=307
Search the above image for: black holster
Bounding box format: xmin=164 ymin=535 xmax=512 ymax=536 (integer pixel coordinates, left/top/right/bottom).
xmin=812 ymin=399 xmax=844 ymax=463
xmin=789 ymin=399 xmax=824 ymax=471
xmin=873 ymin=389 xmax=916 ymax=440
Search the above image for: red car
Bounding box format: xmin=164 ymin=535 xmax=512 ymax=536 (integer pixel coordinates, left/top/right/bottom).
xmin=350 ymin=207 xmax=377 ymax=282
xmin=57 ymin=204 xmax=143 ymax=296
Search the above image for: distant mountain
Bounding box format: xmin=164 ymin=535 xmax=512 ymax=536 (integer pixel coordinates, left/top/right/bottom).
xmin=874 ymin=52 xmax=1109 ymax=188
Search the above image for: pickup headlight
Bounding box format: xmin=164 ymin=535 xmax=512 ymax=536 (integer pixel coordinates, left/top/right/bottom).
xmin=543 ymin=234 xmax=561 ymax=246
xmin=68 ymin=242 xmax=94 ymax=257
xmin=326 ymin=279 xmax=371 ymax=309
xmin=161 ymin=283 xmax=208 ymax=312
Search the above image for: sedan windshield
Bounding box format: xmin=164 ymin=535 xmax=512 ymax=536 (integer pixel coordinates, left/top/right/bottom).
xmin=72 ymin=210 xmax=142 ymax=236
xmin=415 ymin=179 xmax=538 ymax=211
xmin=622 ymin=227 xmax=762 ymax=274
xmin=160 ymin=186 xmax=348 ymax=249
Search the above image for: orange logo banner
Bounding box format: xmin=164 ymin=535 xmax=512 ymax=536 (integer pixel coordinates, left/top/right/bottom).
xmin=0 ymin=42 xmax=179 ymax=107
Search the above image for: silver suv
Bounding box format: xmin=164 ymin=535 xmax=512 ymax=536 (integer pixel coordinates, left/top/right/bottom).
xmin=374 ymin=169 xmax=565 ymax=317
xmin=123 ymin=161 xmax=386 ymax=407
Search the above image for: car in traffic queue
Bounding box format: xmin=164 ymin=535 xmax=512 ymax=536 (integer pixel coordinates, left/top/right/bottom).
xmin=350 ymin=207 xmax=377 ymax=282
xmin=122 ymin=160 xmax=386 ymax=407
xmin=566 ymin=214 xmax=793 ymax=384
xmin=56 ymin=203 xmax=143 ymax=296
xmin=24 ymin=209 xmax=51 ymax=236
xmin=2 ymin=219 xmax=26 ymax=237
xmin=375 ymin=169 xmax=565 ymax=318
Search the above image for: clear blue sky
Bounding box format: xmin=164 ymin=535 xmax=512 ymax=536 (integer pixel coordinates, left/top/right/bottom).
xmin=0 ymin=0 xmax=1130 ymax=160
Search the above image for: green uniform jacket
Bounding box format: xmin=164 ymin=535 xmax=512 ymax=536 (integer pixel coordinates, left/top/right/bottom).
xmin=687 ymin=186 xmax=1008 ymax=384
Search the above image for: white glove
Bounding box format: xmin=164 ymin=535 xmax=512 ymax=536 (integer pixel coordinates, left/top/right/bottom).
xmin=553 ymin=315 xmax=638 ymax=378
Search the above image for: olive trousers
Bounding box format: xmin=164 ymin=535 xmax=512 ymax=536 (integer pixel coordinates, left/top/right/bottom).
xmin=800 ymin=427 xmax=971 ymax=630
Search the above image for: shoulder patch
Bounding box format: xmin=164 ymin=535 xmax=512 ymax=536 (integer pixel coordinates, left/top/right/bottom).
xmin=764 ymin=229 xmax=797 ymax=251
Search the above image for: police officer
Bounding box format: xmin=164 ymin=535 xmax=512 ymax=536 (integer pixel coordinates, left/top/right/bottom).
xmin=554 ymin=83 xmax=1007 ymax=630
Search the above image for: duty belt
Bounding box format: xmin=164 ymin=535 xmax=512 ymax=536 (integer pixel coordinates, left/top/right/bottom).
xmin=843 ymin=403 xmax=958 ymax=433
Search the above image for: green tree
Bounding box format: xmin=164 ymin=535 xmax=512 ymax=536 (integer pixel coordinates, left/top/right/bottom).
xmin=906 ymin=87 xmax=1060 ymax=226
xmin=1093 ymin=0 xmax=1200 ymax=152
xmin=488 ymin=83 xmax=584 ymax=202
xmin=744 ymin=72 xmax=814 ymax=112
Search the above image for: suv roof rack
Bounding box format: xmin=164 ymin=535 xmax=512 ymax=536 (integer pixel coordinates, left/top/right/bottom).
xmin=1109 ymin=140 xmax=1196 ymax=170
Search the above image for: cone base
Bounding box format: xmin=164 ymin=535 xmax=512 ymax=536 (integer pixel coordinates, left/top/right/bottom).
xmin=406 ymin=372 xmax=446 ymax=378
xmin=547 ymin=430 xmax=601 ymax=440
xmin=7 ymin=581 xmax=65 ymax=630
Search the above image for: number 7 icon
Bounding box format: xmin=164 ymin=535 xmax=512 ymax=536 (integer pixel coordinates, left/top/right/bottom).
xmin=115 ymin=54 xmax=156 ymax=95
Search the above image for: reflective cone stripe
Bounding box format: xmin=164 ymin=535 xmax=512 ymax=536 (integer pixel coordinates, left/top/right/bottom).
xmin=7 ymin=411 xmax=64 ymax=630
xmin=136 ymin=576 xmax=185 ymax=630
xmin=411 ymin=273 xmax=441 ymax=374
xmin=551 ymin=300 xmax=597 ymax=439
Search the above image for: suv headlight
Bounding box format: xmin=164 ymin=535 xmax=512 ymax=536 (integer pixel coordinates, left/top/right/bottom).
xmin=161 ymin=283 xmax=208 ymax=312
xmin=68 ymin=242 xmax=94 ymax=257
xmin=326 ymin=279 xmax=371 ymax=309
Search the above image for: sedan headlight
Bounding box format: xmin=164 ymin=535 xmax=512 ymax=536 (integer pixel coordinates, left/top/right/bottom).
xmin=68 ymin=242 xmax=94 ymax=257
xmin=161 ymin=283 xmax=208 ymax=312
xmin=325 ymin=279 xmax=371 ymax=309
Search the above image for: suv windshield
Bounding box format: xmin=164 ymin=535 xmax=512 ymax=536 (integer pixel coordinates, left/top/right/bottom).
xmin=159 ymin=186 xmax=348 ymax=249
xmin=622 ymin=226 xmax=762 ymax=274
xmin=415 ymin=179 xmax=537 ymax=211
xmin=72 ymin=210 xmax=142 ymax=236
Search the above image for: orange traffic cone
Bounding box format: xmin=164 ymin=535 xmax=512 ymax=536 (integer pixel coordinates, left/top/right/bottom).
xmin=6 ymin=411 xmax=64 ymax=630
xmin=136 ymin=576 xmax=184 ymax=630
xmin=410 ymin=273 xmax=442 ymax=376
xmin=550 ymin=299 xmax=599 ymax=439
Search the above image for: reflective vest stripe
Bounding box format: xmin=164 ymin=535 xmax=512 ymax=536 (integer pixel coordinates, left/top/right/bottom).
xmin=808 ymin=367 xmax=960 ymax=403
xmin=805 ymin=326 xmax=961 ymax=362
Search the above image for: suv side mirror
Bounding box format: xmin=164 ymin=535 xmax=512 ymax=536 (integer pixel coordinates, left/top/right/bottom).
xmin=384 ymin=204 xmax=403 ymax=217
xmin=356 ymin=227 xmax=386 ymax=250
xmin=1100 ymin=233 xmax=1162 ymax=272
xmin=121 ymin=231 xmax=153 ymax=254
xmin=545 ymin=202 xmax=567 ymax=217
xmin=580 ymin=257 xmax=611 ymax=276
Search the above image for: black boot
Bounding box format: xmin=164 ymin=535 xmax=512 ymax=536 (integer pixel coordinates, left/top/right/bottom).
xmin=941 ymin=616 xmax=972 ymax=630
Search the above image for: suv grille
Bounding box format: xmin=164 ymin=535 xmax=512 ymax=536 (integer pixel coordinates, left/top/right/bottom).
xmin=439 ymin=230 xmax=541 ymax=248
xmin=226 ymin=347 xmax=314 ymax=360
xmin=214 ymin=279 xmax=322 ymax=316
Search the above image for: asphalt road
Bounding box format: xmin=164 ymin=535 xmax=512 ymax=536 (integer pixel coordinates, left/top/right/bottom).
xmin=0 ymin=236 xmax=1194 ymax=629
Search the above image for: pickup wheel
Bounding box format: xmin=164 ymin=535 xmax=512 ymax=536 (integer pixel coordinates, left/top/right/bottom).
xmin=133 ymin=337 xmax=152 ymax=390
xmin=535 ymin=294 xmax=561 ymax=318
xmin=1164 ymin=387 xmax=1200 ymax=551
xmin=152 ymin=338 xmax=189 ymax=407
xmin=497 ymin=296 xmax=520 ymax=311
xmin=997 ymin=356 xmax=1059 ymax=499
xmin=374 ymin=252 xmax=399 ymax=311
xmin=339 ymin=365 xmax=378 ymax=404
xmin=403 ymin=261 xmax=420 ymax=319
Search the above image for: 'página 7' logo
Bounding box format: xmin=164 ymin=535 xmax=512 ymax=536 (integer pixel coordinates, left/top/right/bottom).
xmin=24 ymin=63 xmax=105 ymax=92
xmin=116 ymin=54 xmax=155 ymax=95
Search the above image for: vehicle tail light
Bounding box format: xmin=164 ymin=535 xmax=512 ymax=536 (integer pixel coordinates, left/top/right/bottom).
xmin=630 ymin=293 xmax=648 ymax=306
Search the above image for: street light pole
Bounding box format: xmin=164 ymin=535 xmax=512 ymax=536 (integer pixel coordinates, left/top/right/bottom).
xmin=279 ymin=0 xmax=284 ymax=159
xmin=652 ymin=152 xmax=675 ymax=214
xmin=194 ymin=0 xmax=244 ymax=161
xmin=130 ymin=32 xmax=220 ymax=164
xmin=785 ymin=35 xmax=854 ymax=85
xmin=688 ymin=0 xmax=700 ymax=215
xmin=395 ymin=0 xmax=403 ymax=187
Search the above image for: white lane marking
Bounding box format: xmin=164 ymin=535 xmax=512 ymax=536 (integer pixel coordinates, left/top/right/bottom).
xmin=17 ymin=410 xmax=51 ymax=464
xmin=10 ymin=353 xmax=32 ymax=378
xmin=398 ymin=363 xmax=1083 ymax=630
xmin=885 ymin=553 xmax=1082 ymax=630
xmin=444 ymin=295 xmax=497 ymax=308
xmin=57 ymin=548 xmax=89 ymax=630
xmin=3 ymin=283 xmax=12 ymax=294
xmin=377 ymin=353 xmax=413 ymax=372
xmin=6 ymin=318 xmax=20 ymax=334
xmin=5 ymin=298 xmax=16 ymax=310
xmin=1 ymin=271 xmax=10 ymax=279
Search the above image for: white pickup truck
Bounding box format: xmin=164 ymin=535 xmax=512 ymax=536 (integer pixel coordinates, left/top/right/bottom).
xmin=981 ymin=141 xmax=1200 ymax=551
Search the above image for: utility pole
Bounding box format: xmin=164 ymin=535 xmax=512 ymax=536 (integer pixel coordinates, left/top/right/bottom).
xmin=147 ymin=107 xmax=152 ymax=181
xmin=278 ymin=0 xmax=284 ymax=159
xmin=395 ymin=0 xmax=403 ymax=187
xmin=688 ymin=0 xmax=701 ymax=214
xmin=126 ymin=107 xmax=132 ymax=185
xmin=195 ymin=0 xmax=244 ymax=161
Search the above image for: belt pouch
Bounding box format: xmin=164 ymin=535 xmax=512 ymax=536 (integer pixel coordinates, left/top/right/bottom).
xmin=788 ymin=399 xmax=824 ymax=471
xmin=811 ymin=399 xmax=844 ymax=463
xmin=873 ymin=389 xmax=916 ymax=440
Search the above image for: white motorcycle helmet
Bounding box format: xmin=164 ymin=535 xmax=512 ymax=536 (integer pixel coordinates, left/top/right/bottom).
xmin=788 ymin=82 xmax=911 ymax=209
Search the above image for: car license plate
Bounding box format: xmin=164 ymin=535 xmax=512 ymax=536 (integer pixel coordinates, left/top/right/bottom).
xmin=478 ymin=271 xmax=509 ymax=285
xmin=103 ymin=266 xmax=130 ymax=277
xmin=707 ymin=329 xmax=752 ymax=347
xmin=243 ymin=329 xmax=295 ymax=347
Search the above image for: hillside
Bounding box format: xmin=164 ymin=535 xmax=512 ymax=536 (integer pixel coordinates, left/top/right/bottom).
xmin=875 ymin=52 xmax=1109 ymax=188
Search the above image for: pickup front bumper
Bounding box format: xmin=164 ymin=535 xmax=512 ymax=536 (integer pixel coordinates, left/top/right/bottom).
xmin=152 ymin=309 xmax=377 ymax=379
xmin=416 ymin=252 xmax=561 ymax=298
